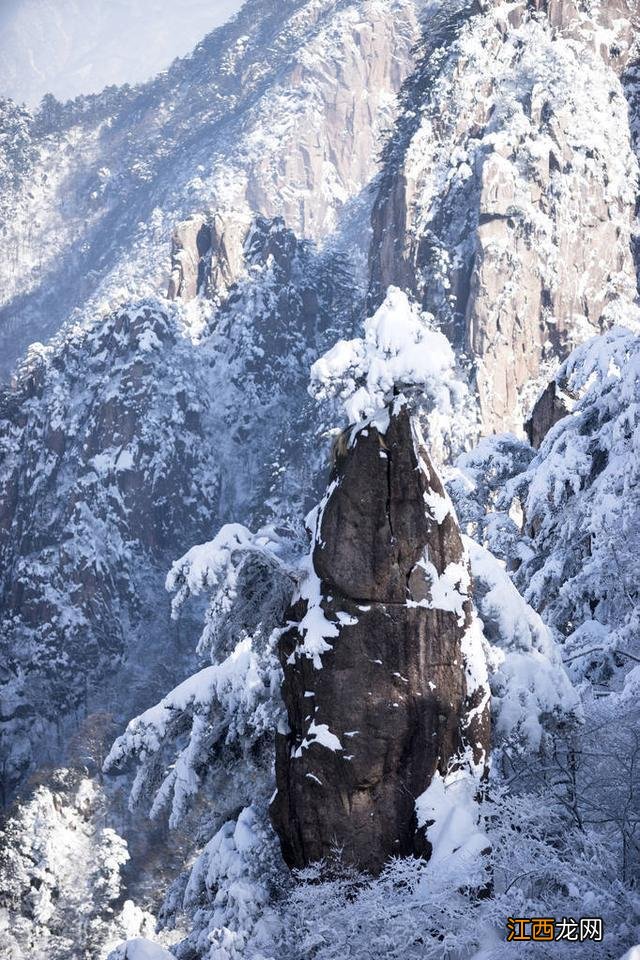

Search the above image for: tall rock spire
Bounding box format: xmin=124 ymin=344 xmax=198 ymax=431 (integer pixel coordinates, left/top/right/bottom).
xmin=271 ymin=405 xmax=490 ymax=873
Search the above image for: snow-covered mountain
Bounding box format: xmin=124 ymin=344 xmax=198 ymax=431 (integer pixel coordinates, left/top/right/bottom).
xmin=2 ymin=1 xmax=640 ymax=958
xmin=370 ymin=0 xmax=639 ymax=429
xmin=0 ymin=0 xmax=427 ymax=792
xmin=0 ymin=0 xmax=422 ymax=377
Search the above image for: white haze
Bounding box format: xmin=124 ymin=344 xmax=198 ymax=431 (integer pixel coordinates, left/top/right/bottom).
xmin=0 ymin=0 xmax=244 ymax=107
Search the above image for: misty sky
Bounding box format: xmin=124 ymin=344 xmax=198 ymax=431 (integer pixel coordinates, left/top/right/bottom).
xmin=0 ymin=0 xmax=244 ymax=107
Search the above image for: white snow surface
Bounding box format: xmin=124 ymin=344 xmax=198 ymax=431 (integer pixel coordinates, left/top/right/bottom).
xmin=409 ymin=558 xmax=470 ymax=625
xmin=292 ymin=720 xmax=343 ymax=758
xmin=415 ymin=761 xmax=488 ymax=889
xmin=289 ymin=483 xmax=358 ymax=668
xmin=109 ymin=938 xmax=175 ymax=960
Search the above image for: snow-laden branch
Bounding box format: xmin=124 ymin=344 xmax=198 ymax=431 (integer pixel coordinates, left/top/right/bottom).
xmin=104 ymin=635 xmax=281 ymax=827
xmin=166 ymin=522 xmax=292 ymax=620
xmin=309 ymin=286 xmax=463 ymax=426
xmin=105 ymin=523 xmax=296 ymax=826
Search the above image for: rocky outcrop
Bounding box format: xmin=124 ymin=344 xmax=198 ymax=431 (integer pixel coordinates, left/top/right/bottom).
xmin=525 ymin=380 xmax=572 ymax=449
xmin=167 ymin=216 xmax=212 ymax=301
xmin=271 ymin=407 xmax=490 ymax=873
xmin=369 ymin=0 xmax=639 ymax=432
xmin=167 ymin=213 xmax=251 ymax=304
xmin=242 ymin=0 xmax=423 ymax=240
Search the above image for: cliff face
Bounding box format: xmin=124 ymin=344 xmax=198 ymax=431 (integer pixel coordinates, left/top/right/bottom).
xmin=529 ymin=0 xmax=637 ymax=58
xmin=272 ymin=407 xmax=490 ymax=873
xmin=369 ymin=0 xmax=639 ymax=431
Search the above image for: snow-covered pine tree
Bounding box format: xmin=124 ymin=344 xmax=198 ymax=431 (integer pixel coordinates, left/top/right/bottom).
xmin=103 ymin=522 xmax=297 ymax=958
xmin=0 ymin=769 xmax=156 ymax=960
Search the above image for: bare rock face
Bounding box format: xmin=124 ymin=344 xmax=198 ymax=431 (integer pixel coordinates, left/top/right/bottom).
xmin=167 ymin=215 xmax=212 ymax=301
xmin=369 ymin=1 xmax=639 ymax=433
xmin=167 ymin=213 xmax=252 ymax=303
xmin=271 ymin=407 xmax=490 ymax=873
xmin=165 ymin=1 xmax=426 ymax=304
xmin=242 ymin=0 xmax=422 ymax=241
xmin=525 ymin=380 xmax=572 ymax=449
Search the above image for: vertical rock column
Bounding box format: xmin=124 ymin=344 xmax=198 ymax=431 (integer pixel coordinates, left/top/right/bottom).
xmin=271 ymin=406 xmax=490 ymax=873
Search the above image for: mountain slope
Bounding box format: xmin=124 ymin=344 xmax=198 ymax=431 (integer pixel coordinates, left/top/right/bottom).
xmin=0 ymin=0 xmax=424 ymax=377
xmin=0 ymin=217 xmax=360 ymax=795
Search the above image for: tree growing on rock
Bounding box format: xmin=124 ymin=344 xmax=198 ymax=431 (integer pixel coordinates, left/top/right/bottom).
xmin=271 ymin=286 xmax=491 ymax=874
xmin=310 ymin=284 xmax=477 ymax=461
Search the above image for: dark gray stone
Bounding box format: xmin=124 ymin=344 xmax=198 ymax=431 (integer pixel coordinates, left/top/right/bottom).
xmin=271 ymin=407 xmax=490 ymax=873
xmin=525 ymin=380 xmax=571 ymax=449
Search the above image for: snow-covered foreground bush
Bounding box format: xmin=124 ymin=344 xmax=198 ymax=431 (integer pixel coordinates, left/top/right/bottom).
xmin=280 ymin=788 xmax=640 ymax=960
xmin=0 ymin=771 xmax=158 ymax=960
xmin=103 ymin=525 xmax=294 ymax=959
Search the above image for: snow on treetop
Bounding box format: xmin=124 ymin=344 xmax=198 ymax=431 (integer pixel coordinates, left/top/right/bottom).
xmin=309 ymin=286 xmax=458 ymax=425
